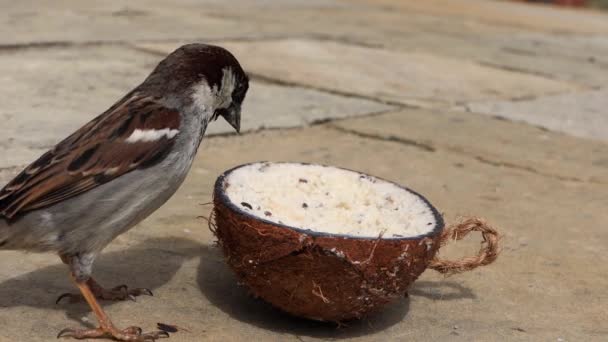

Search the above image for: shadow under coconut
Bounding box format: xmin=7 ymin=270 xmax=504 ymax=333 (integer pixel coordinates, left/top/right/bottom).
xmin=409 ymin=281 xmax=476 ymax=301
xmin=198 ymin=246 xmax=412 ymax=339
xmin=198 ymin=246 xmax=478 ymax=338
xmin=0 ymin=237 xmax=202 ymax=326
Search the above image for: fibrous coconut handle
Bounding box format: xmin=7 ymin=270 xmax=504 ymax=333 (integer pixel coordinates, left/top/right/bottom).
xmin=428 ymin=217 xmax=501 ymax=275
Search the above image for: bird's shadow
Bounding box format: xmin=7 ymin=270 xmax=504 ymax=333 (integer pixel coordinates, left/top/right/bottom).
xmin=0 ymin=237 xmax=202 ymax=326
xmin=197 ymin=246 xmax=476 ymax=340
xmin=0 ymin=238 xmax=477 ymax=337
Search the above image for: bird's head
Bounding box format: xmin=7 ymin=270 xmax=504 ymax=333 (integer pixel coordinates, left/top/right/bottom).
xmin=142 ymin=43 xmax=249 ymax=133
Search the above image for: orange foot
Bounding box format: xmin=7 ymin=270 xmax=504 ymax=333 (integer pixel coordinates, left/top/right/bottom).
xmin=57 ymin=275 xmax=168 ymax=341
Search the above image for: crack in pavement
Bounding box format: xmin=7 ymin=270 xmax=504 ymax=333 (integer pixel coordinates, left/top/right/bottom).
xmin=0 ymin=36 xmax=288 ymax=53
xmin=328 ymin=124 xmax=605 ymax=185
xmin=0 ymin=40 xmax=130 ymax=52
xmin=499 ymin=45 xmax=608 ymax=69
xmin=477 ymin=60 xmax=560 ymax=81
xmin=2 ymin=123 xmax=605 ymax=187
xmin=3 ymin=37 xmax=581 ymax=114
xmin=475 ymin=59 xmax=605 ymax=91
xmin=472 ymin=156 xmax=589 ymax=183
xmin=0 ymin=32 xmax=382 ymax=53
xmin=130 ymin=42 xmax=411 ymax=108
xmin=330 ymin=124 xmax=436 ymax=152
xmin=1 ymin=37 xmax=603 ymax=186
xmin=245 ymin=72 xmax=411 ymax=108
xmin=210 ymin=32 xmax=386 ymax=49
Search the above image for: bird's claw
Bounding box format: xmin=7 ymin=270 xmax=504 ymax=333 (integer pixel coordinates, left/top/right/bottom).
xmin=57 ymin=327 xmax=104 ymax=339
xmin=57 ymin=328 xmax=73 ymax=338
xmin=123 ymin=326 xmax=169 ymax=341
xmin=55 ymin=293 xmax=76 ymax=305
xmin=140 ymin=331 xmax=170 ymax=341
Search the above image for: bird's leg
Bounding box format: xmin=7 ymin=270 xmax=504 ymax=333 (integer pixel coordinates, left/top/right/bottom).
xmin=56 ymin=254 xmax=152 ymax=304
xmin=57 ymin=274 xmax=168 ymax=341
xmin=56 ymin=277 xmax=153 ymax=304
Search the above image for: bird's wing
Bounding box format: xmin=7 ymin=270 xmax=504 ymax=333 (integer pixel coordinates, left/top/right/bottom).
xmin=0 ymin=95 xmax=181 ymax=219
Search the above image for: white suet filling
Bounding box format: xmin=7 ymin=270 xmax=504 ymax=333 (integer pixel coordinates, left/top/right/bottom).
xmin=223 ymin=162 xmax=438 ymax=238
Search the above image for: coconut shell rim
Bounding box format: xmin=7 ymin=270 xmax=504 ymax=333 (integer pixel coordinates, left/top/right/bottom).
xmin=214 ymin=161 xmax=445 ymax=241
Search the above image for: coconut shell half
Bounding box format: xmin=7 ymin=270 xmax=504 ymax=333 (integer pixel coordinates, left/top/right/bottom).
xmin=212 ymin=162 xmax=445 ymax=322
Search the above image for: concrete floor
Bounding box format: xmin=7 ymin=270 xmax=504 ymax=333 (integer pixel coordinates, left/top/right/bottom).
xmin=0 ymin=0 xmax=607 ymax=341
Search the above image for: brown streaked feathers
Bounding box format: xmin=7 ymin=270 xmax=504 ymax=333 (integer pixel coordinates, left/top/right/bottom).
xmin=0 ymin=95 xmax=180 ymax=219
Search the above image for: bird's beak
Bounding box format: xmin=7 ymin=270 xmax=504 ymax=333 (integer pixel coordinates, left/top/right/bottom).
xmin=221 ymin=105 xmax=241 ymax=133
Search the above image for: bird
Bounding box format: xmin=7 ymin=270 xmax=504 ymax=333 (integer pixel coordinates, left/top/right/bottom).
xmin=0 ymin=43 xmax=249 ymax=341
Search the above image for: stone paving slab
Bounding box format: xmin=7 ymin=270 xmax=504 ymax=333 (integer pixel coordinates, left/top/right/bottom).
xmin=370 ymin=31 xmax=608 ymax=88
xmin=1 ymin=124 xmax=606 ymax=341
xmin=0 ymin=1 xmax=256 ymax=45
xmin=193 ymin=2 xmax=505 ymax=46
xmin=0 ymin=0 xmax=356 ymax=46
xmin=473 ymin=33 xmax=608 ymax=81
xmin=456 ymin=88 xmax=608 ymax=142
xmin=1 ymin=0 xmax=608 ymax=341
xmin=0 ymin=45 xmax=160 ymax=168
xmin=0 ymin=45 xmax=390 ymax=171
xmin=352 ymin=0 xmax=608 ymax=34
xmin=151 ymin=1 xmax=608 ymax=88
xmin=7 ymin=0 xmax=606 ymax=46
xmin=5 ymin=0 xmax=607 ymax=91
xmin=332 ymin=108 xmax=608 ymax=184
xmin=208 ymin=82 xmax=393 ymax=135
xmin=138 ymin=39 xmax=577 ymax=108
xmin=163 ymin=3 xmax=608 ymax=88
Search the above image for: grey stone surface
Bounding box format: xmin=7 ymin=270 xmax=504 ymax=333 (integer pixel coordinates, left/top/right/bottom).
xmin=1 ymin=0 xmax=608 ymax=341
xmin=170 ymin=0 xmax=608 ymax=89
xmin=0 ymin=1 xmax=251 ymax=44
xmin=351 ymin=0 xmax=608 ymax=34
xmin=0 ymin=46 xmax=161 ymax=169
xmin=4 ymin=0 xmax=608 ymax=89
xmin=468 ymin=33 xmax=608 ymax=87
xmin=0 ymin=45 xmax=390 ymax=170
xmin=207 ymin=82 xmax=393 ymax=135
xmin=0 ymin=0 xmax=354 ymax=45
xmin=139 ymin=39 xmax=577 ymax=108
xmin=480 ymin=33 xmax=608 ymax=73
xmin=458 ymin=88 xmax=608 ymax=142
xmin=1 ymin=125 xmax=607 ymax=342
xmin=373 ymin=31 xmax=608 ymax=88
xmin=333 ymin=108 xmax=608 ymax=184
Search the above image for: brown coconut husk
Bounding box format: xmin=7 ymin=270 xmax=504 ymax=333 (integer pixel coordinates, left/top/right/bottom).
xmin=211 ymin=165 xmax=501 ymax=322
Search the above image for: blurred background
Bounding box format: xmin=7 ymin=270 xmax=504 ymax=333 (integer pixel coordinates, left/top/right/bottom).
xmin=0 ymin=1 xmax=606 ymax=341
xmin=516 ymin=0 xmax=608 ymax=9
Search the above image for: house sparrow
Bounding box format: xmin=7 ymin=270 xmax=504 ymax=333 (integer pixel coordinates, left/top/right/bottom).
xmin=0 ymin=44 xmax=249 ymax=341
